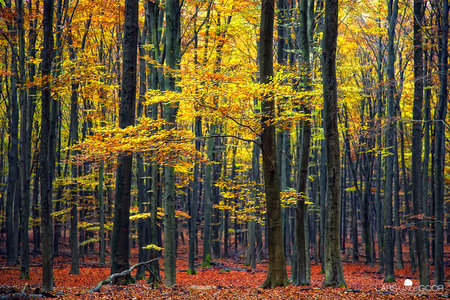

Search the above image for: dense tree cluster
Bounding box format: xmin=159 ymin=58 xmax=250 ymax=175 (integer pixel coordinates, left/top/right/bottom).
xmin=0 ymin=0 xmax=448 ymax=291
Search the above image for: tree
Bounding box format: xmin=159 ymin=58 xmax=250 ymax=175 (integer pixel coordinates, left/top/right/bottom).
xmin=110 ymin=0 xmax=139 ymax=282
xmin=294 ymin=0 xmax=312 ymax=286
xmin=163 ymin=0 xmax=181 ymax=287
xmin=321 ymin=0 xmax=346 ymax=288
xmin=17 ymin=0 xmax=30 ymax=278
xmin=434 ymin=0 xmax=447 ymax=286
xmin=258 ymin=0 xmax=289 ymax=288
xmin=412 ymin=0 xmax=430 ymax=286
xmin=383 ymin=0 xmax=398 ymax=283
xmin=40 ymin=0 xmax=55 ymax=291
xmin=5 ymin=0 xmax=19 ymax=268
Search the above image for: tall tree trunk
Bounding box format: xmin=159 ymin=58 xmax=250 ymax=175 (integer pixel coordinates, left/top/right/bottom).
xmin=258 ymin=0 xmax=289 ymax=288
xmin=294 ymin=0 xmax=312 ymax=286
xmin=6 ymin=0 xmax=19 ymax=268
xmin=375 ymin=17 xmax=384 ymax=274
xmin=40 ymin=0 xmax=55 ymax=291
xmin=202 ymin=125 xmax=216 ymax=267
xmin=98 ymin=162 xmax=105 ymax=265
xmin=322 ymin=0 xmax=345 ymax=288
xmin=163 ymin=0 xmax=180 ymax=287
xmin=110 ymin=0 xmax=139 ymax=284
xmin=27 ymin=0 xmax=39 ymax=258
xmin=393 ymin=130 xmax=403 ymax=269
xmin=17 ymin=0 xmax=31 ymax=278
xmin=400 ymin=120 xmax=416 ymax=273
xmin=422 ymin=39 xmax=432 ymax=260
xmin=319 ymin=140 xmax=326 ymax=270
xmin=412 ymin=0 xmax=430 ymax=285
xmin=135 ymin=25 xmax=148 ymax=280
xmin=146 ymin=0 xmax=162 ymax=282
xmin=188 ymin=115 xmax=201 ymax=274
xmin=434 ymin=0 xmax=447 ymax=286
xmin=383 ymin=0 xmax=398 ymax=283
xmin=67 ymin=14 xmax=81 ymax=275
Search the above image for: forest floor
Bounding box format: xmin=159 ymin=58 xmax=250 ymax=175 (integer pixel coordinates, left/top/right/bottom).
xmin=1 ymin=232 xmax=450 ymax=299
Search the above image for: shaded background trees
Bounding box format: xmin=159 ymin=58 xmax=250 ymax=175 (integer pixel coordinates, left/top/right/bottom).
xmin=0 ymin=0 xmax=449 ymax=290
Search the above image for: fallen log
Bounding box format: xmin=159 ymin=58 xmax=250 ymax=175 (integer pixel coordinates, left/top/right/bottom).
xmin=87 ymin=257 xmax=162 ymax=293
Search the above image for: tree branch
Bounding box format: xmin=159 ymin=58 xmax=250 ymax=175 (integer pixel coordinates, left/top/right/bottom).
xmin=87 ymin=257 xmax=162 ymax=293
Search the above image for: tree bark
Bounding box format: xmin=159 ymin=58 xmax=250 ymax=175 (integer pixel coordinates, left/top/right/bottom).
xmin=412 ymin=0 xmax=430 ymax=285
xmin=40 ymin=0 xmax=55 ymax=291
xmin=258 ymin=0 xmax=289 ymax=288
xmin=17 ymin=0 xmax=30 ymax=278
xmin=383 ymin=0 xmax=398 ymax=283
xmin=110 ymin=0 xmax=139 ymax=284
xmin=6 ymin=0 xmax=19 ymax=268
xmin=321 ymin=0 xmax=346 ymax=288
xmin=434 ymin=0 xmax=447 ymax=286
xmin=163 ymin=0 xmax=180 ymax=287
xmin=375 ymin=17 xmax=384 ymax=274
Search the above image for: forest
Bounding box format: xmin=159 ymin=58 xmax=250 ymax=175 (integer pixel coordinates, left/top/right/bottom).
xmin=0 ymin=0 xmax=449 ymax=298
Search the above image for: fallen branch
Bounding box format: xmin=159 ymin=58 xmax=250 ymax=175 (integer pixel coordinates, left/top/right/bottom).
xmin=87 ymin=257 xmax=162 ymax=293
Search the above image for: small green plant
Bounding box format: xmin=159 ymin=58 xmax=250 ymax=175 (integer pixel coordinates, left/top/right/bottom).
xmin=186 ymin=269 xmax=198 ymax=275
xmin=201 ymin=254 xmax=211 ymax=267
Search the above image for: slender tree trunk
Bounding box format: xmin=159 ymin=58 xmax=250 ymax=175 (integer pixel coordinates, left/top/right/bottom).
xmin=202 ymin=125 xmax=216 ymax=267
xmin=259 ymin=0 xmax=289 ymax=287
xmin=319 ymin=140 xmax=326 ymax=270
xmin=163 ymin=0 xmax=180 ymax=287
xmin=188 ymin=115 xmax=201 ymax=274
xmin=6 ymin=0 xmax=19 ymax=267
xmin=67 ymin=18 xmax=81 ymax=274
xmin=399 ymin=121 xmax=416 ymax=273
xmin=28 ymin=0 xmax=39 ymax=258
xmin=40 ymin=0 xmax=55 ymax=291
xmin=17 ymin=0 xmax=30 ymax=278
xmin=146 ymin=0 xmax=162 ymax=282
xmin=434 ymin=0 xmax=447 ymax=286
xmin=322 ymin=0 xmax=345 ymax=288
xmin=383 ymin=0 xmax=398 ymax=283
xmin=135 ymin=25 xmax=148 ymax=280
xmin=422 ymin=40 xmax=432 ymax=260
xmin=375 ymin=18 xmax=384 ymax=274
xmin=393 ymin=130 xmax=403 ymax=269
xmin=98 ymin=162 xmax=105 ymax=265
xmin=294 ymin=0 xmax=312 ymax=285
xmin=412 ymin=0 xmax=430 ymax=285
xmin=110 ymin=0 xmax=139 ymax=284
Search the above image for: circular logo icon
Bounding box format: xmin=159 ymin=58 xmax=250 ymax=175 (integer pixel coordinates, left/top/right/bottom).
xmin=404 ymin=279 xmax=413 ymax=287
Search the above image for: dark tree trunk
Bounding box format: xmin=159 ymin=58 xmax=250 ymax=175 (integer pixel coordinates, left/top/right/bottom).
xmin=6 ymin=0 xmax=19 ymax=268
xmin=294 ymin=0 xmax=312 ymax=286
xmin=163 ymin=0 xmax=180 ymax=287
xmin=258 ymin=0 xmax=289 ymax=288
xmin=17 ymin=0 xmax=31 ymax=278
xmin=375 ymin=19 xmax=384 ymax=274
xmin=434 ymin=0 xmax=447 ymax=286
xmin=383 ymin=0 xmax=398 ymax=283
xmin=135 ymin=25 xmax=148 ymax=280
xmin=412 ymin=0 xmax=430 ymax=285
xmin=400 ymin=121 xmax=416 ymax=273
xmin=146 ymin=0 xmax=162 ymax=282
xmin=27 ymin=1 xmax=40 ymax=253
xmin=321 ymin=0 xmax=346 ymax=288
xmin=40 ymin=0 xmax=55 ymax=291
xmin=110 ymin=0 xmax=139 ymax=284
